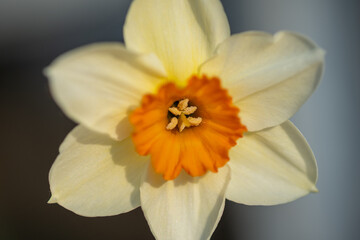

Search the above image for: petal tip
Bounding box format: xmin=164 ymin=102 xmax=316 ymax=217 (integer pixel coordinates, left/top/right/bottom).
xmin=310 ymin=185 xmax=319 ymax=193
xmin=48 ymin=195 xmax=57 ymax=204
xmin=43 ymin=66 xmax=51 ymax=77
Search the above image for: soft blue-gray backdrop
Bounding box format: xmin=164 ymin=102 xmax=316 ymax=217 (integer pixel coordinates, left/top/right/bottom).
xmin=224 ymin=1 xmax=360 ymax=240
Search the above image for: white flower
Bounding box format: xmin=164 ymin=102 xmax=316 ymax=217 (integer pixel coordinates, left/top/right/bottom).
xmin=45 ymin=0 xmax=324 ymax=239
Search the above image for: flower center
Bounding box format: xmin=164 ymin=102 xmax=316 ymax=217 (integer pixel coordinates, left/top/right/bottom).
xmin=166 ymin=98 xmax=202 ymax=132
xmin=130 ymin=75 xmax=247 ymax=180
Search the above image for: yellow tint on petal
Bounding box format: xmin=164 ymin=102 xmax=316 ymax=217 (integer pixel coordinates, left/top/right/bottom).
xmin=124 ymin=0 xmax=230 ymax=84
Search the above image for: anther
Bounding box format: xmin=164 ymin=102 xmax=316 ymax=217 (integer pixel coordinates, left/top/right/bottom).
xmin=166 ymin=117 xmax=178 ymax=130
xmin=182 ymin=106 xmax=197 ymax=115
xmin=168 ymin=107 xmax=182 ymax=116
xmin=177 ymin=99 xmax=189 ymax=111
xmin=187 ymin=117 xmax=202 ymax=126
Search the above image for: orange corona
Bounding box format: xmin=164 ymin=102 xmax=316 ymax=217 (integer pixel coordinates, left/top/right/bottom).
xmin=130 ymin=75 xmax=247 ymax=180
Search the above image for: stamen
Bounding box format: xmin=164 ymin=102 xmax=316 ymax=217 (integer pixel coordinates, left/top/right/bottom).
xmin=177 ymin=99 xmax=189 ymax=111
xmin=168 ymin=107 xmax=182 ymax=116
xmin=182 ymin=106 xmax=197 ymax=115
xmin=187 ymin=117 xmax=202 ymax=126
xmin=166 ymin=117 xmax=178 ymax=130
xmin=166 ymin=98 xmax=202 ymax=132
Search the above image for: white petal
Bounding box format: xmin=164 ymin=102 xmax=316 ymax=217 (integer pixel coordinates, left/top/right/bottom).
xmin=124 ymin=0 xmax=230 ymax=84
xmin=45 ymin=43 xmax=166 ymax=141
xmin=227 ymin=121 xmax=318 ymax=206
xmin=140 ymin=166 xmax=230 ymax=240
xmin=201 ymin=31 xmax=324 ymax=131
xmin=49 ymin=126 xmax=148 ymax=217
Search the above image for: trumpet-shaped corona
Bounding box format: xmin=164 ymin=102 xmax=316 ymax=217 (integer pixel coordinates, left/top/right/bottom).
xmin=131 ymin=75 xmax=247 ymax=180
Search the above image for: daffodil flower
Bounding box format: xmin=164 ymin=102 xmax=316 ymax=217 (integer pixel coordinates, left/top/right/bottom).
xmin=45 ymin=0 xmax=324 ymax=239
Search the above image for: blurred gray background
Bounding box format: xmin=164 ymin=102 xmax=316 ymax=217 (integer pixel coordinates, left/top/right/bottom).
xmin=1 ymin=0 xmax=359 ymax=239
